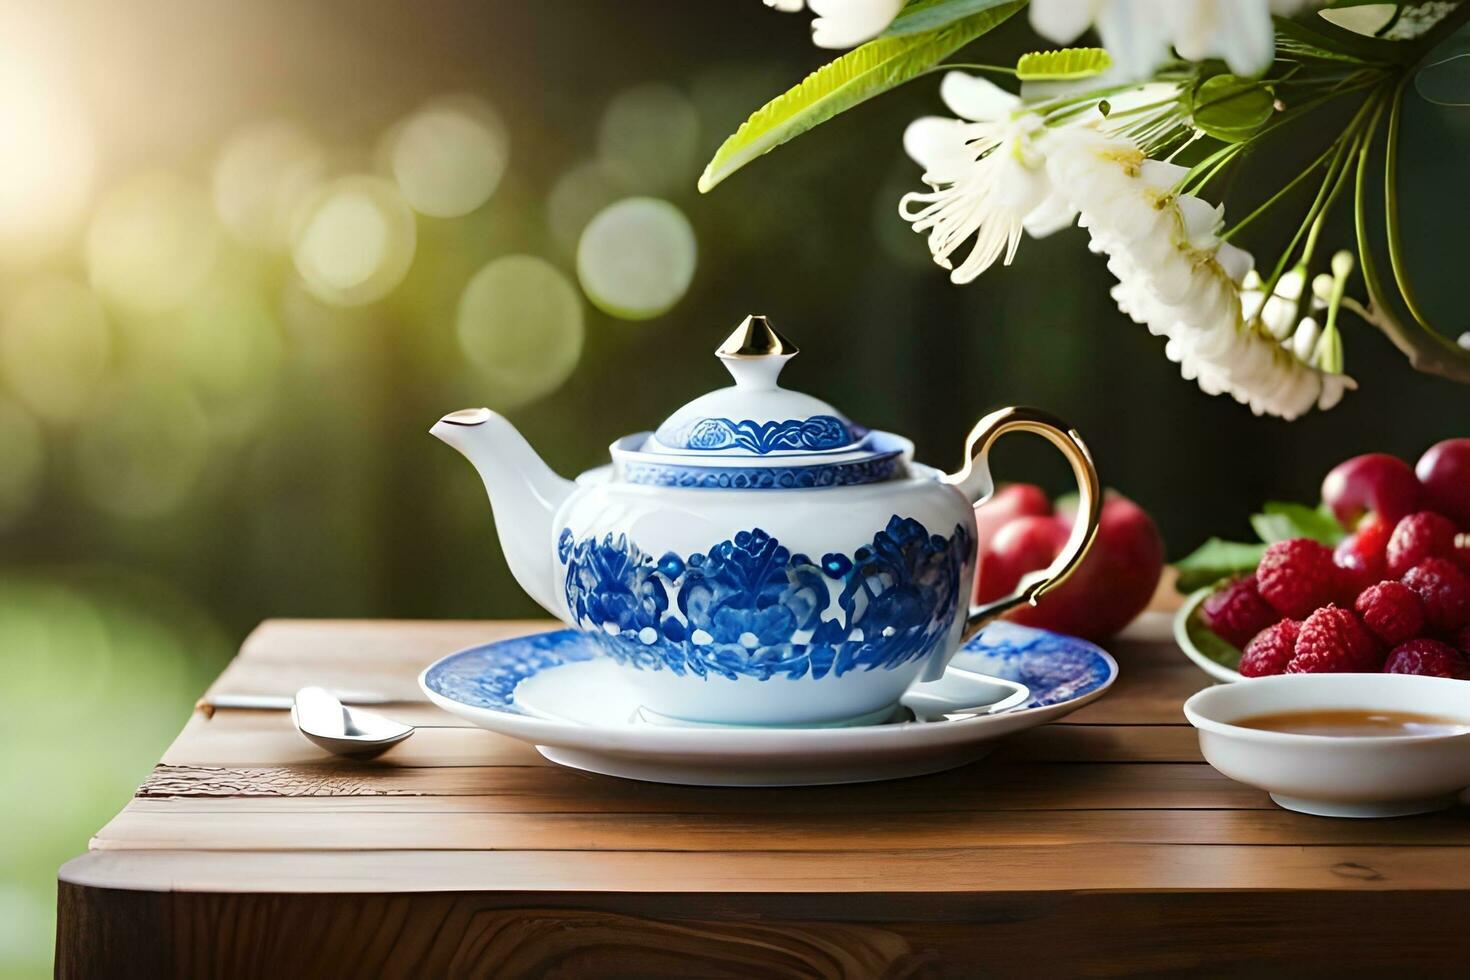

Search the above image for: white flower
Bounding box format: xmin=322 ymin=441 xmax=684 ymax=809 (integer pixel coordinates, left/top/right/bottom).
xmin=1029 ymin=0 xmax=1319 ymax=79
xmin=1240 ymin=267 xmax=1305 ymax=339
xmin=899 ymin=74 xmax=1062 ymax=283
xmin=899 ymin=77 xmax=1188 ymax=283
xmin=1047 ymin=127 xmax=1354 ymax=418
xmin=765 ymin=0 xmax=904 ymax=49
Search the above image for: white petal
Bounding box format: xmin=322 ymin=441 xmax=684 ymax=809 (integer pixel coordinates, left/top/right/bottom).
xmin=1260 ymin=294 xmax=1297 ymax=339
xmin=810 ymin=0 xmax=903 ymax=48
xmin=1096 ymin=0 xmax=1175 ymax=79
xmin=1215 ymin=242 xmax=1254 ymax=283
xmin=939 ymin=72 xmax=1020 ymax=121
xmin=1022 ymin=193 xmax=1078 ymax=238
xmin=764 ymin=0 xmax=804 ymax=11
xmin=1175 ymin=194 xmax=1224 ymax=246
xmin=1138 ymin=158 xmax=1189 ymax=190
xmin=1291 ymin=316 xmax=1321 ymax=362
xmin=1166 ymin=1 xmax=1217 ymax=62
xmin=1276 ymin=267 xmax=1305 ymax=301
xmin=1318 ymin=373 xmax=1356 ymax=410
xmin=1029 ymin=0 xmax=1107 ymax=44
xmin=1212 ymin=0 xmax=1277 ymax=76
xmin=992 ymin=150 xmax=1053 ymax=214
xmin=903 ymin=117 xmax=974 ymax=182
xmin=1167 ymin=0 xmax=1276 ymax=76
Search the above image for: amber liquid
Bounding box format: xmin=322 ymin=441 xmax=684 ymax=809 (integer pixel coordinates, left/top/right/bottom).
xmin=1234 ymin=709 xmax=1470 ymax=737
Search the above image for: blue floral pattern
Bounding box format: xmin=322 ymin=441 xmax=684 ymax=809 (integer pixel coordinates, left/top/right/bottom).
xmin=658 ymin=415 xmax=855 ymax=454
xmin=621 ymin=453 xmax=901 ymax=489
xmin=421 ymin=623 xmax=1115 ymax=717
xmin=952 ymin=621 xmax=1114 ymax=708
xmin=556 ymin=516 xmax=972 ymax=681
xmin=423 ymin=631 xmax=597 ymax=713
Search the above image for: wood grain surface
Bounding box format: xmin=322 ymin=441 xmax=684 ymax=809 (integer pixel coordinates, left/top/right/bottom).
xmin=56 ymin=615 xmax=1470 ymax=978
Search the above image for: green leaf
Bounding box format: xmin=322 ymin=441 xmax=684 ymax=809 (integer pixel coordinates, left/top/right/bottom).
xmin=1274 ymin=15 xmax=1407 ymax=64
xmin=1189 ymin=74 xmax=1274 ymax=141
xmin=699 ymin=2 xmax=1025 ymax=193
xmin=1358 ymin=18 xmax=1470 ymax=384
xmin=1174 ymin=538 xmax=1267 ymax=592
xmin=1016 ymin=48 xmax=1112 ymax=81
xmin=884 ymin=0 xmax=1019 ymax=36
xmin=1182 ymin=587 xmax=1244 ymax=670
xmin=1249 ymin=501 xmax=1346 ymax=545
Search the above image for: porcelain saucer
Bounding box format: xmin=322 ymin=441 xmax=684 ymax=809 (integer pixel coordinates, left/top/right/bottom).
xmin=420 ymin=621 xmax=1118 ymax=786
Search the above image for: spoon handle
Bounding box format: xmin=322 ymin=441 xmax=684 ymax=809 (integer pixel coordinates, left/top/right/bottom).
xmin=197 ymin=691 xmax=394 ymax=718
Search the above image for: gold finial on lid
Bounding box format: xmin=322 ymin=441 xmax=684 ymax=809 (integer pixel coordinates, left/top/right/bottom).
xmin=716 ymin=314 xmax=798 ymax=359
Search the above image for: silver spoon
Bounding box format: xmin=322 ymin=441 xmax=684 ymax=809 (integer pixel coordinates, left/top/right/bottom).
xmin=291 ymin=686 xmax=424 ymax=759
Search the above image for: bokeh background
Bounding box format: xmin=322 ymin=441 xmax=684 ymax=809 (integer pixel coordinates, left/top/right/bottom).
xmin=1 ymin=0 xmax=1466 ymax=971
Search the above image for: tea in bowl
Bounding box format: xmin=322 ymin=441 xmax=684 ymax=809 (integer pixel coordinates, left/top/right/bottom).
xmin=1183 ymin=673 xmax=1470 ymax=817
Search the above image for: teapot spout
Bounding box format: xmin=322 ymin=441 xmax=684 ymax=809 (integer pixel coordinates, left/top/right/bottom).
xmin=430 ymin=408 xmax=574 ymax=618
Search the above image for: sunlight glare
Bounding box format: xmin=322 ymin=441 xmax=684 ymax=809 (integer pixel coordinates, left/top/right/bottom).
xmin=389 ymin=94 xmax=509 ymax=218
xmin=457 ymin=255 xmax=584 ymax=407
xmin=291 ymin=175 xmax=417 ymax=306
xmin=86 ymin=172 xmax=221 ymax=315
xmin=0 ymin=276 xmax=110 ymax=423
xmin=576 ymin=197 xmax=696 ymax=320
xmin=213 ymin=119 xmax=328 ymax=249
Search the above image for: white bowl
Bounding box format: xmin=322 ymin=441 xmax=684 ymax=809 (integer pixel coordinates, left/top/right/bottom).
xmin=1184 ymin=673 xmax=1470 ymax=818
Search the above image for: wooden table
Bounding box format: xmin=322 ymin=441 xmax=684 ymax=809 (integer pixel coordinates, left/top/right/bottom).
xmin=58 ymin=617 xmax=1470 ymax=977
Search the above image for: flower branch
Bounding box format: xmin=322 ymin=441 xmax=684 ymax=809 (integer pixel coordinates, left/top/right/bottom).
xmin=715 ymin=0 xmax=1470 ymax=412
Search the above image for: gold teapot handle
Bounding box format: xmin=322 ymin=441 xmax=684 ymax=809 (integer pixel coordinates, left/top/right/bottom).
xmin=944 ymin=406 xmax=1101 ymax=642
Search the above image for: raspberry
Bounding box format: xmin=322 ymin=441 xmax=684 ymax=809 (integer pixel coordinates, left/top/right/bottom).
xmin=1287 ymin=605 xmax=1382 ymax=674
xmin=1353 ymin=581 xmax=1425 ymax=646
xmin=1401 ymin=557 xmax=1470 ymax=633
xmin=1454 ymin=624 xmax=1470 ymax=657
xmin=1333 ymin=516 xmax=1391 ymax=600
xmin=1454 ymin=536 xmax=1470 ymax=574
xmin=1383 ymin=638 xmax=1470 ymax=679
xmin=1239 ymin=619 xmax=1300 ymax=677
xmin=1256 ymin=538 xmax=1339 ymax=619
xmin=1385 ymin=511 xmax=1458 ymax=578
xmin=1201 ymin=575 xmax=1276 ymax=648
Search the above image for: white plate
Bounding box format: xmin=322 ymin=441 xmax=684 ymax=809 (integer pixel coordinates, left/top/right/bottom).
xmin=420 ymin=622 xmax=1118 ymax=786
xmin=1175 ymin=586 xmax=1245 ymax=683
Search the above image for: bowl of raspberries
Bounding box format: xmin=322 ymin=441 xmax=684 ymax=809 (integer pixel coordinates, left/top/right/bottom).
xmin=1176 ymin=439 xmax=1470 ymax=683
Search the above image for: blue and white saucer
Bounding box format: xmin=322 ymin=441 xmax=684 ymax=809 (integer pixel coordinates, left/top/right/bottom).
xmin=420 ymin=621 xmax=1118 ymax=786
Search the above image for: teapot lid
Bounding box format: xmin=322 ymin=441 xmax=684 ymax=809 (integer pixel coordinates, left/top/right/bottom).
xmin=643 ymin=315 xmax=867 ymax=458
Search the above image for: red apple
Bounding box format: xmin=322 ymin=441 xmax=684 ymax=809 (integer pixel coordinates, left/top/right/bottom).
xmin=1320 ymin=453 xmax=1420 ymax=530
xmin=1332 ymin=514 xmax=1391 ymax=601
xmin=973 ymin=488 xmax=1165 ymax=641
xmin=976 ymin=514 xmax=1071 ymax=603
xmin=1415 ymin=439 xmax=1470 ymax=529
xmin=972 ymin=483 xmax=1052 ymax=560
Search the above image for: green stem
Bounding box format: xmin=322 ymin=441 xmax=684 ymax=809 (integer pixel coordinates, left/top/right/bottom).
xmin=1222 ymin=141 xmax=1337 ymax=240
xmin=1254 ymin=90 xmax=1381 ymax=302
xmin=933 ymin=62 xmax=1017 ymax=76
xmin=1176 ymin=142 xmax=1239 ymax=191
xmin=1382 ymin=75 xmax=1437 ymax=331
xmin=1029 ymin=82 xmax=1141 ymax=118
xmin=1182 ymin=144 xmax=1243 ymax=194
xmin=1352 ymin=75 xmax=1470 ymax=382
xmin=1301 ymin=120 xmax=1366 ymax=268
xmin=1257 ymin=132 xmax=1354 ymax=307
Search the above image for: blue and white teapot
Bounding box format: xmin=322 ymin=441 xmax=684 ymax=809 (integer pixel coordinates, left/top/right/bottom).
xmin=433 ymin=315 xmax=1101 ymax=726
